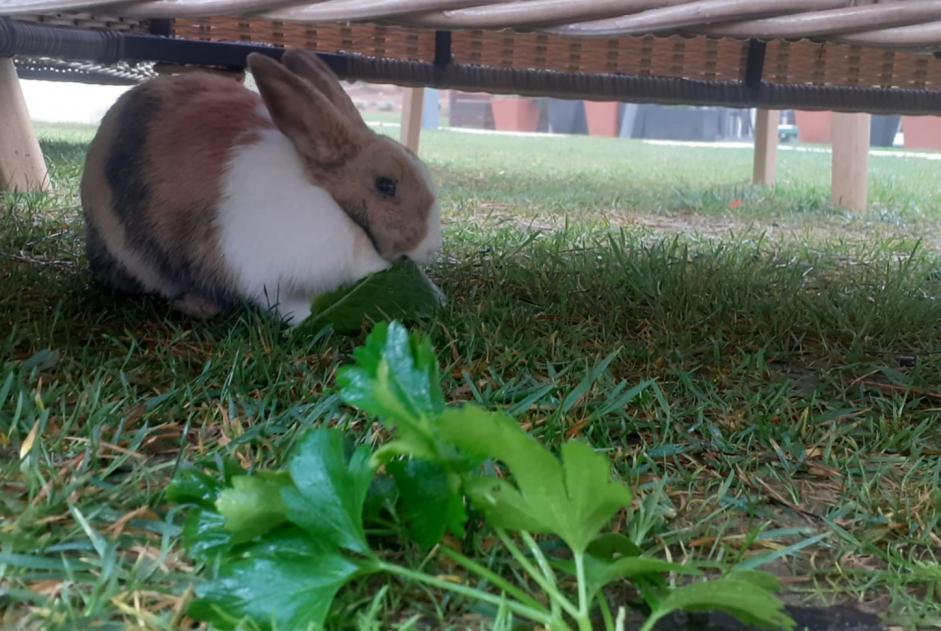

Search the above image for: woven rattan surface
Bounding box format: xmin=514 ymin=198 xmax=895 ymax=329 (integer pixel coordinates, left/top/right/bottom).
xmin=14 ymin=11 xmax=146 ymax=32
xmin=6 ymin=3 xmax=941 ymax=112
xmin=173 ymin=19 xmax=439 ymax=63
xmin=7 ymin=2 xmax=941 ymax=92
xmin=5 ymin=1 xmax=941 ymax=50
xmin=172 ymin=17 xmax=941 ymax=91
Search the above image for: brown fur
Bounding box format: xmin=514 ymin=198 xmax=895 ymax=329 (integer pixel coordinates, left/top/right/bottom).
xmin=82 ymin=73 xmax=270 ymax=311
xmin=144 ymin=74 xmax=271 ymax=290
xmin=280 ymin=50 xmax=362 ymax=122
xmin=320 ymin=137 xmax=434 ymax=256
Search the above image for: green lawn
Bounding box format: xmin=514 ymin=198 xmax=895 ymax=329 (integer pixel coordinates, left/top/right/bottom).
xmin=2 ymin=122 xmax=940 ymax=629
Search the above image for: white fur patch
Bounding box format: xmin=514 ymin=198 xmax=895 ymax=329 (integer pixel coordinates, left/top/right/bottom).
xmin=217 ymin=128 xmax=390 ymax=325
xmin=104 ymin=220 xmax=179 ymax=296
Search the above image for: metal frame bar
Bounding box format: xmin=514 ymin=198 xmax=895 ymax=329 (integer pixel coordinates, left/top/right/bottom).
xmin=743 ymin=39 xmax=767 ymax=95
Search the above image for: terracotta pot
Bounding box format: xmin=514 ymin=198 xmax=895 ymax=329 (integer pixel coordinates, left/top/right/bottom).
xmin=491 ymin=97 xmax=541 ymax=132
xmin=902 ymin=115 xmax=941 ymax=150
xmin=794 ymin=110 xmax=833 ymax=144
xmin=584 ymin=101 xmax=621 ymax=137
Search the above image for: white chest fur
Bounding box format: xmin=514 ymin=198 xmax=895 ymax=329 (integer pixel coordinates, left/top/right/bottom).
xmin=217 ymin=128 xmax=390 ymax=324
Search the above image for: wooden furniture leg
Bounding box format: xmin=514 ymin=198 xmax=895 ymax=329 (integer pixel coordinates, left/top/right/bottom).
xmin=831 ymin=112 xmax=871 ymax=211
xmin=752 ymin=109 xmax=779 ymax=186
xmin=0 ymin=58 xmax=48 ymax=193
xmin=400 ymin=87 xmax=425 ymax=153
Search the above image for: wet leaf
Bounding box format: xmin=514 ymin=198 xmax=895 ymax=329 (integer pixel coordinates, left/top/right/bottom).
xmin=188 ymin=528 xmax=367 ymax=631
xmin=388 ymin=458 xmax=466 ymax=549
xmin=215 ymin=472 xmax=291 ymax=542
xmin=298 ymin=258 xmax=445 ymax=335
xmin=281 ymin=430 xmax=375 ymax=555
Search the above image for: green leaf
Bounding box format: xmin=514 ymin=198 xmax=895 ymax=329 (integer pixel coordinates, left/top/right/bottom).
xmin=578 ymin=533 xmax=670 ymax=607
xmin=188 ymin=528 xmax=367 ymax=631
xmin=337 ymin=321 xmax=446 ymax=463
xmin=180 ymin=509 xmax=233 ymax=563
xmin=298 ymin=258 xmax=445 ymax=335
xmin=646 ymin=576 xmax=795 ymax=631
xmin=583 ymin=555 xmax=698 ymax=603
xmin=340 ymin=321 xmax=445 ymax=422
xmin=166 ymin=463 xmax=232 ymax=508
xmin=363 ymin=474 xmax=398 ymax=523
xmin=462 ymin=476 xmax=551 ymax=533
xmin=439 ymin=405 xmax=632 ymax=553
xmin=586 ymin=533 xmax=642 ymax=559
xmin=726 ymin=570 xmax=783 ymax=593
xmin=552 ymin=539 xmax=701 ymax=601
xmin=561 ymin=441 xmax=633 ymax=551
xmin=281 ymin=429 xmax=375 ymax=555
xmin=171 ymin=460 xmax=250 ymax=561
xmin=388 ymin=459 xmax=466 ymax=549
xmin=215 ymin=472 xmax=291 ymax=542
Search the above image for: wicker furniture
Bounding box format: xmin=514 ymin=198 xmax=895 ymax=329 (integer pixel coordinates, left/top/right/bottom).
xmin=3 ymin=1 xmax=941 ymax=208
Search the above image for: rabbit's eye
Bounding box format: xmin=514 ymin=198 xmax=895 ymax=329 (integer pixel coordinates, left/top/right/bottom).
xmin=375 ymin=177 xmax=397 ymax=198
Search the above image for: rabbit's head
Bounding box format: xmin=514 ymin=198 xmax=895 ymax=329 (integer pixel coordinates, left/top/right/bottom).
xmin=248 ymin=51 xmax=442 ymax=264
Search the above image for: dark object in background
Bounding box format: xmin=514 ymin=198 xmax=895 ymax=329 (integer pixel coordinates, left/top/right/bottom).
xmin=718 ymin=108 xmax=753 ymax=139
xmin=790 ymin=111 xmax=901 ymax=147
xmin=870 ymin=114 xmax=901 ymax=147
xmin=629 ymin=104 xmax=723 ymax=141
xmin=642 ymin=604 xmax=883 ymax=630
xmin=546 ymin=98 xmax=588 ymax=134
xmin=448 ymin=90 xmax=494 ymax=129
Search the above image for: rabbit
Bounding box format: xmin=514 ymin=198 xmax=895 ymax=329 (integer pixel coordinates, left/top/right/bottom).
xmin=80 ymin=49 xmax=442 ymax=325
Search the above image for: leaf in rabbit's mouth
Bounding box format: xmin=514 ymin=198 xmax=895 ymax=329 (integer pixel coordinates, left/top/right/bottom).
xmin=295 ymin=258 xmax=445 ymax=335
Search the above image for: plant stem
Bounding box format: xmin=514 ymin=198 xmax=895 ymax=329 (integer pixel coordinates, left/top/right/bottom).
xmin=495 ymin=529 xmax=581 ymax=620
xmin=637 ymin=609 xmax=666 ymax=631
xmin=378 ymin=561 xmax=557 ymax=628
xmin=520 ymin=531 xmax=559 ymax=587
xmin=599 ymin=596 xmax=614 ymax=631
xmin=615 ymin=606 xmax=627 ymax=631
xmin=574 ymin=551 xmax=592 ymax=631
xmin=520 ymin=531 xmax=561 ymax=620
xmin=437 ymin=546 xmax=543 ymax=612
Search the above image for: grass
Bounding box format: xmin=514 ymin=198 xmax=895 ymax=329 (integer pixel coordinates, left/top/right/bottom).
xmin=2 ymin=119 xmax=941 ymax=630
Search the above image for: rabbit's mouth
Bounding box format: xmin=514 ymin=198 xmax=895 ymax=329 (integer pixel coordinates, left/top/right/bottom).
xmin=405 ymin=237 xmax=440 ymax=265
xmin=405 ymin=249 xmax=434 ymax=265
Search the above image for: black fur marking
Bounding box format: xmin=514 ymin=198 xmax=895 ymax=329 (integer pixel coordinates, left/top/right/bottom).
xmin=85 ymin=221 xmax=144 ymax=295
xmin=103 ymin=88 xmax=237 ymax=311
xmin=105 ymin=89 xmax=182 ymax=288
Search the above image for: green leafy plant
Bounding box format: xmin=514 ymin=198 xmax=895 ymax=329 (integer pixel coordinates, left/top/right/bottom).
xmin=169 ymin=322 xmax=795 ymax=630
xmin=295 ymin=258 xmax=445 ymax=335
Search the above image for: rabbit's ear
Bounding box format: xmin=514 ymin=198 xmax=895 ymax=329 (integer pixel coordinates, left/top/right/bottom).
xmin=248 ymin=53 xmax=364 ymax=167
xmin=280 ymin=49 xmax=366 ymax=128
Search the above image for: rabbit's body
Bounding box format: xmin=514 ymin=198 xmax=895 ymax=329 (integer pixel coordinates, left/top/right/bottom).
xmin=82 ymin=51 xmax=440 ymax=324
